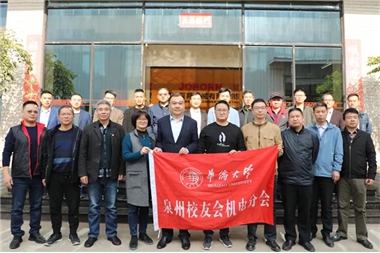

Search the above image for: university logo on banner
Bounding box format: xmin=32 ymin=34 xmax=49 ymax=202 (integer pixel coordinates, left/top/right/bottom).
xmin=148 ymin=146 xmax=278 ymax=231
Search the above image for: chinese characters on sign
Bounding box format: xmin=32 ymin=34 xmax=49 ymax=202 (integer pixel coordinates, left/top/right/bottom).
xmin=179 ymin=13 xmax=212 ymax=28
xmin=149 ymin=146 xmax=278 ymax=231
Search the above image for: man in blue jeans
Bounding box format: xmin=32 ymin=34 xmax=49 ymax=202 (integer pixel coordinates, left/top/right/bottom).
xmin=2 ymin=101 xmax=47 ymax=249
xmin=78 ymin=99 xmax=125 ymax=248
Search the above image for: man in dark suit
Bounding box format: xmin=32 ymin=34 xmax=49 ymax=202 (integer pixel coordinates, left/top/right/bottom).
xmin=184 ymin=91 xmax=207 ymax=137
xmin=153 ymin=93 xmax=198 ymax=251
xmin=37 ymin=90 xmax=60 ymax=129
xmin=323 ymin=93 xmax=345 ymax=130
xmin=70 ymin=93 xmax=92 ymax=130
xmin=78 ymin=100 xmax=125 ymax=248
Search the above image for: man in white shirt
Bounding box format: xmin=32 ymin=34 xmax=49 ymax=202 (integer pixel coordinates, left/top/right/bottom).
xmin=322 ymin=93 xmax=345 ymax=130
xmin=37 ymin=90 xmax=59 ymax=129
xmin=207 ymin=87 xmax=240 ymax=127
xmin=184 ymin=91 xmax=207 ymax=136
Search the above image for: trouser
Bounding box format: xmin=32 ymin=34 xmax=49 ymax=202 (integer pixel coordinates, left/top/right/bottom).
xmin=162 ymin=229 xmax=190 ymax=240
xmin=203 ymin=228 xmax=229 ymax=237
xmin=48 ymin=172 xmax=80 ymax=234
xmin=247 ymin=176 xmax=277 ymax=241
xmin=281 ymin=183 xmax=313 ymax=244
xmin=87 ymin=177 xmax=118 ymax=238
xmin=11 ymin=176 xmax=44 ymax=236
xmin=336 ymin=178 xmax=368 ymax=240
xmin=128 ymin=204 xmax=149 ymax=236
xmin=310 ymin=176 xmax=335 ymax=237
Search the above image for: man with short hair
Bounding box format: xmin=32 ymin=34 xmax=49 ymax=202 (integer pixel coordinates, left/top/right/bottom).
xmin=37 ymin=90 xmax=60 ymax=129
xmin=123 ymin=89 xmax=149 ymax=133
xmin=278 ymin=108 xmax=319 ymax=252
xmin=93 ymin=90 xmax=124 ymax=125
xmin=41 ymin=106 xmax=82 ymax=246
xmin=322 ymin=93 xmax=345 ymax=130
xmin=154 ymin=93 xmax=198 ymax=251
xmin=148 ymin=87 xmax=170 ymax=137
xmin=241 ymin=98 xmax=283 ymax=252
xmin=184 ymin=91 xmax=207 ymax=137
xmin=78 ymin=99 xmax=125 ymax=248
xmin=332 ymin=108 xmax=377 ymax=249
xmin=69 ymin=93 xmax=91 ymax=130
xmin=288 ymin=88 xmax=315 ymax=127
xmin=2 ymin=101 xmax=47 ymax=249
xmin=238 ymin=90 xmax=255 ymax=127
xmin=207 ymin=87 xmax=240 ymax=127
xmin=306 ymin=102 xmax=343 ymax=248
xmin=266 ymin=92 xmax=288 ymax=131
xmin=199 ymin=100 xmax=246 ymax=250
xmin=346 ymin=94 xmax=372 ymax=134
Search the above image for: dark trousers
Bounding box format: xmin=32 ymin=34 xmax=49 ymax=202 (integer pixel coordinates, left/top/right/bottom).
xmin=310 ymin=176 xmax=335 ymax=237
xmin=128 ymin=204 xmax=149 ymax=236
xmin=281 ymin=183 xmax=313 ymax=244
xmin=203 ymin=228 xmax=229 ymax=237
xmin=11 ymin=176 xmax=44 ymax=236
xmin=48 ymin=173 xmax=80 ymax=234
xmin=162 ymin=229 xmax=190 ymax=240
xmin=247 ymin=176 xmax=277 ymax=241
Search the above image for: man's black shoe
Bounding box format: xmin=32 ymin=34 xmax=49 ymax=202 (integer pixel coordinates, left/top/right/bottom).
xmin=139 ymin=233 xmax=153 ymax=245
xmin=246 ymin=238 xmax=256 ymax=251
xmin=323 ymin=235 xmax=334 ymax=247
xmin=9 ymin=236 xmax=22 ymax=249
xmin=266 ymin=240 xmax=281 ymax=252
xmin=282 ymin=240 xmax=295 ymax=251
xmin=331 ymin=234 xmax=347 ymax=242
xmin=357 ymin=239 xmax=373 ymax=249
xmin=157 ymin=236 xmax=171 ymax=249
xmin=107 ymin=236 xmax=122 ymax=246
xmin=299 ymin=242 xmax=315 ymax=252
xmin=129 ymin=236 xmax=138 ymax=250
xmin=84 ymin=237 xmax=97 ymax=248
xmin=180 ymin=238 xmax=191 ymax=250
xmin=28 ymin=233 xmax=46 ymax=244
xmin=44 ymin=233 xmax=62 ymax=246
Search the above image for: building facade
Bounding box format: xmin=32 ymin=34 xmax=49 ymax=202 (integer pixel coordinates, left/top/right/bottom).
xmin=0 ymin=0 xmax=380 ymax=159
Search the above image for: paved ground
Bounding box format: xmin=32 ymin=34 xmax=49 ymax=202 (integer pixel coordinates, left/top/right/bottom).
xmin=0 ymin=219 xmax=379 ymax=252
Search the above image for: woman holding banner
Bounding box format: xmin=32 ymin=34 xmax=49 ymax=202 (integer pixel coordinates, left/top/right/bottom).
xmin=122 ymin=110 xmax=155 ymax=250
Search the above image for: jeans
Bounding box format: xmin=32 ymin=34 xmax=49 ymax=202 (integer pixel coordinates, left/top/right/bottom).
xmin=87 ymin=177 xmax=118 ymax=238
xmin=11 ymin=176 xmax=44 ymax=236
xmin=128 ymin=204 xmax=149 ymax=236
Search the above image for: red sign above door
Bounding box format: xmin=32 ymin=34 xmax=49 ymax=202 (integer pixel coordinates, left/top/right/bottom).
xmin=179 ymin=13 xmax=212 ymax=28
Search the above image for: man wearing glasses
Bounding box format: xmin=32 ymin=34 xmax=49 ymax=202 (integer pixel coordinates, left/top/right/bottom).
xmin=288 ymin=88 xmax=315 ymax=127
xmin=2 ymin=101 xmax=48 ymax=249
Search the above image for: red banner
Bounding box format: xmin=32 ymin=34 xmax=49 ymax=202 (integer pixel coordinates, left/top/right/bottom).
xmin=149 ymin=146 xmax=278 ymax=231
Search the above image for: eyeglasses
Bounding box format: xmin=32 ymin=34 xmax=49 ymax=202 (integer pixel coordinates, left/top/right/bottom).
xmin=137 ymin=118 xmax=148 ymax=122
xmin=104 ymin=97 xmax=115 ymax=100
xmin=60 ymin=113 xmax=73 ymax=116
xmin=253 ymin=106 xmax=266 ymax=111
xmin=215 ymin=109 xmax=229 ymax=113
xmin=26 ymin=110 xmax=38 ymax=114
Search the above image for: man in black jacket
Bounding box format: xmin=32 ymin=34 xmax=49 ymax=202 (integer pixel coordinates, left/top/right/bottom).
xmin=78 ymin=99 xmax=125 ymax=248
xmin=41 ymin=106 xmax=82 ymax=246
xmin=2 ymin=101 xmax=47 ymax=249
xmin=278 ymin=108 xmax=319 ymax=252
xmin=332 ymin=108 xmax=377 ymax=249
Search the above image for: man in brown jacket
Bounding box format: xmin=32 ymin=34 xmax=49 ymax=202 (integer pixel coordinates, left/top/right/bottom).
xmin=241 ymin=98 xmax=283 ymax=252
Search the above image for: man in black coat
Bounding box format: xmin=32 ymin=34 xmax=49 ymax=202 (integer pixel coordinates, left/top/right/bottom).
xmin=78 ymin=99 xmax=125 ymax=248
xmin=278 ymin=108 xmax=319 ymax=252
xmin=41 ymin=106 xmax=82 ymax=246
xmin=332 ymin=108 xmax=377 ymax=249
xmin=154 ymin=93 xmax=198 ymax=250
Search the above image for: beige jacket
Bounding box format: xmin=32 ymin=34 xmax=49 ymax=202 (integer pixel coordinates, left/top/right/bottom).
xmin=93 ymin=107 xmax=124 ymax=125
xmin=241 ymin=120 xmax=283 ymax=173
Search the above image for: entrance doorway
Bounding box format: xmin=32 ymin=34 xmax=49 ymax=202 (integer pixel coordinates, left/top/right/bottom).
xmin=145 ymin=45 xmax=242 ymax=111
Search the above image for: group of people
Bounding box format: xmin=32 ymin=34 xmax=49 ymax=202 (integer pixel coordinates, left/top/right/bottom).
xmin=2 ymin=87 xmax=376 ymax=252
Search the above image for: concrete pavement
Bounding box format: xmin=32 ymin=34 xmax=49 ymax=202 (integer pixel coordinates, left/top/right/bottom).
xmin=0 ymin=219 xmax=379 ymax=252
